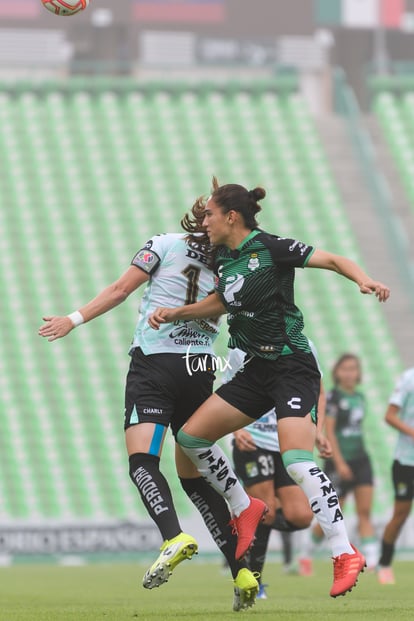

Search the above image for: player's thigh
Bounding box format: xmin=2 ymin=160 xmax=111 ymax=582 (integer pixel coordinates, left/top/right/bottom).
xmin=125 ymin=422 xmax=168 ymax=457
xmin=353 ymin=485 xmax=374 ymax=516
xmin=271 ymin=351 xmax=320 ymax=454
xmin=172 ymin=359 xmax=215 ymax=438
xmin=278 ymin=414 xmax=316 ymax=454
xmin=124 ymin=349 xmax=176 ymax=456
xmin=181 ymin=393 xmax=254 ymax=441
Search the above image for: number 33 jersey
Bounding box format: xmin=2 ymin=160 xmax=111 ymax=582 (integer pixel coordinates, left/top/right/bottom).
xmin=130 ymin=233 xmax=219 ymax=355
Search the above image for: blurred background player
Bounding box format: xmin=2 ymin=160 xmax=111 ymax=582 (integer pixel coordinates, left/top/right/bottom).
xmin=304 ymin=354 xmax=378 ymax=572
xmin=228 ymin=344 xmax=330 ymax=599
xmin=378 ymin=366 xmax=414 ymax=585
xmin=39 ymin=196 xmax=259 ymax=611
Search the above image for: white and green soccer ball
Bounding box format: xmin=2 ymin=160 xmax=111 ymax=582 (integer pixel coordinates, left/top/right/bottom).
xmin=41 ymin=0 xmax=90 ymax=16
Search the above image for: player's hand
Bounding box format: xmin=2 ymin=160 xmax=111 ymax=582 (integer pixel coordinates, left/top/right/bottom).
xmin=38 ymin=316 xmax=74 ymax=342
xmin=315 ymin=431 xmax=332 ymax=459
xmin=337 ymin=461 xmax=353 ymax=481
xmin=359 ymin=279 xmax=390 ymax=302
xmin=233 ymin=429 xmax=257 ymax=452
xmin=148 ymin=307 xmax=177 ymax=330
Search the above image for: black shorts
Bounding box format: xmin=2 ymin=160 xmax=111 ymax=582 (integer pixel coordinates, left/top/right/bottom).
xmin=324 ymin=454 xmax=374 ymax=498
xmin=392 ymin=460 xmax=414 ymax=501
xmin=232 ymin=444 xmax=295 ymax=489
xmin=216 ymin=351 xmax=320 ymax=422
xmin=124 ymin=348 xmax=215 ymax=437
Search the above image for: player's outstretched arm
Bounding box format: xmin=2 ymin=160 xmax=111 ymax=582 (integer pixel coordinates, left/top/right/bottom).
xmin=385 ymin=404 xmax=414 ymax=439
xmin=307 ymin=249 xmax=390 ymax=302
xmin=148 ymin=292 xmax=225 ymax=330
xmin=38 ymin=267 xmax=149 ymax=342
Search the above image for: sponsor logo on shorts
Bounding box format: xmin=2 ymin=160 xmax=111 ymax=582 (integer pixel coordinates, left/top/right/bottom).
xmin=143 ymin=408 xmax=163 ymax=414
xmin=287 ymin=397 xmax=302 ymax=410
xmin=397 ymin=482 xmax=408 ymax=497
xmin=245 ymin=462 xmax=259 ymax=478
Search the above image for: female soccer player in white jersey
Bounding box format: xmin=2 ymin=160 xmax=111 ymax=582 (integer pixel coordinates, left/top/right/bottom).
xmin=149 ymin=180 xmax=390 ymax=598
xmin=38 ymin=196 xmax=260 ymax=611
xmin=377 ymin=366 xmax=414 ymax=585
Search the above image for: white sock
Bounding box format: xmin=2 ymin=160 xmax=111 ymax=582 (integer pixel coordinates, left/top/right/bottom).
xmin=180 ymin=443 xmax=250 ymax=516
xmin=286 ymin=460 xmax=354 ymax=557
xmin=360 ymin=538 xmax=378 ymax=568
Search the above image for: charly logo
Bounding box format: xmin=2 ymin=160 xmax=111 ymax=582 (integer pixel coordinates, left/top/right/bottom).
xmin=247 ymin=253 xmax=260 ymax=271
xmin=287 ymin=397 xmax=302 ymax=410
xmin=182 ymin=345 xmax=232 ymax=377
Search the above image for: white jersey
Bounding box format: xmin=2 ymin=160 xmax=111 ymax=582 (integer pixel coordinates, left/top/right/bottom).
xmin=224 ymin=341 xmax=322 ymax=453
xmin=130 ymin=233 xmax=219 ymax=355
xmin=389 ymin=368 xmax=414 ymax=466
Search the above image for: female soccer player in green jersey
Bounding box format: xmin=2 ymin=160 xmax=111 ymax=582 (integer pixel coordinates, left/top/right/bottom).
xmin=305 ymin=354 xmax=377 ymax=571
xmin=149 ymin=180 xmax=390 ymax=598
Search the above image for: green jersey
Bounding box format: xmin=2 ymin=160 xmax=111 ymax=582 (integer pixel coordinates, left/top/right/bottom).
xmin=326 ymin=388 xmax=367 ymax=461
xmin=214 ymin=229 xmax=315 ymax=360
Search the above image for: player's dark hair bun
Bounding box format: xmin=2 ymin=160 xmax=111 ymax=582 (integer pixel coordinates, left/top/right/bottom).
xmin=211 ymin=180 xmax=265 ymax=229
xmin=249 ymin=187 xmax=266 ymax=202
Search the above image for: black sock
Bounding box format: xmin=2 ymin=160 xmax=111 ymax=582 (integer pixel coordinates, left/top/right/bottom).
xmin=271 ymin=508 xmax=304 ymax=533
xmin=281 ymin=531 xmax=292 ymax=566
xmin=379 ymin=540 xmax=395 ymax=567
xmin=248 ymin=522 xmax=271 ymax=582
xmin=129 ymin=453 xmax=181 ymax=541
xmin=180 ymin=476 xmax=246 ymax=579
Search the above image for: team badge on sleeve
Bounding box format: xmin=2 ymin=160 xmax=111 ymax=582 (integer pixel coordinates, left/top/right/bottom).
xmin=131 ymin=249 xmax=160 ymax=274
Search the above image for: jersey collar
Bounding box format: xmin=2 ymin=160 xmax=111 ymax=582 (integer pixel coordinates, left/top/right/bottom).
xmin=235 ymin=229 xmax=260 ymax=251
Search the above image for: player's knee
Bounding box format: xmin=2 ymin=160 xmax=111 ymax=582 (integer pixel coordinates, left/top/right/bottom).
xmin=282 ymin=449 xmax=314 ymax=483
xmin=176 ymin=427 xmax=213 ymax=449
xmin=393 ymin=507 xmax=411 ymax=526
xmin=285 ymin=505 xmax=313 ymax=529
xmin=357 ymin=508 xmax=371 ymax=523
xmin=262 ymin=506 xmax=277 ymax=525
xmin=282 ymin=500 xmax=313 ymax=528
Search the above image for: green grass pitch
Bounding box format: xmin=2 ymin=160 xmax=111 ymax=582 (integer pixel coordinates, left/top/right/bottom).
xmin=0 ymin=559 xmax=413 ymax=621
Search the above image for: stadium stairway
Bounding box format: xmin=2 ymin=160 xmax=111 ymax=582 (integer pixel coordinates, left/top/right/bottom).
xmin=315 ymin=114 xmax=414 ymax=366
xmin=367 ymin=116 xmax=414 ymax=256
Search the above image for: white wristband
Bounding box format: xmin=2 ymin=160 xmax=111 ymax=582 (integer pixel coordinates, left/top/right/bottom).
xmin=67 ymin=311 xmax=84 ymax=327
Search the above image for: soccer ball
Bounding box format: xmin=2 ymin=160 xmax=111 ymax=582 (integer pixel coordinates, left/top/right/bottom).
xmin=41 ymin=0 xmax=90 ymax=16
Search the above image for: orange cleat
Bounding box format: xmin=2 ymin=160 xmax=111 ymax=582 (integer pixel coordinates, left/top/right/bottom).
xmin=377 ymin=566 xmax=395 ymax=585
xmin=298 ymin=557 xmax=313 ymax=577
xmin=231 ymin=497 xmax=268 ymax=561
xmin=330 ymin=544 xmax=366 ymax=598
